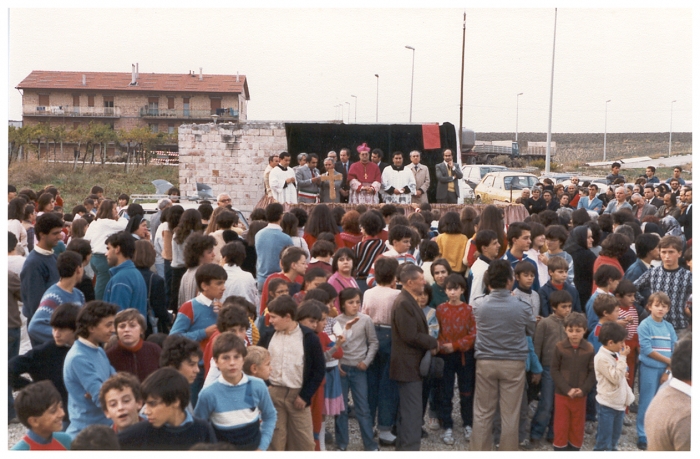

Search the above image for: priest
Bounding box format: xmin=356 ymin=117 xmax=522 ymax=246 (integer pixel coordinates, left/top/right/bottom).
xmin=381 ymin=151 xmax=416 ymax=205
xmin=348 ymin=143 xmax=381 ymax=205
xmin=269 ymin=151 xmax=298 ymax=204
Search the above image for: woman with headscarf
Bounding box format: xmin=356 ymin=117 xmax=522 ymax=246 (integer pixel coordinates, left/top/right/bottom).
xmin=125 ymin=214 xmax=150 ymax=240
xmin=563 ymin=225 xmax=597 ymax=307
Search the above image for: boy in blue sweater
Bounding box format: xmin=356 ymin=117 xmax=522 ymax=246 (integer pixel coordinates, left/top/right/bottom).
xmin=63 ymin=300 xmax=118 ymax=438
xmin=585 ymin=265 xmax=622 ymax=331
xmin=539 ymin=256 xmax=581 ymax=317
xmin=194 ymin=332 xmax=277 ymax=450
xmin=635 ymin=291 xmax=678 ymax=450
xmin=11 ymin=381 xmax=72 ymax=450
xmin=103 ymin=231 xmax=148 ymax=318
xmin=29 ymin=251 xmax=86 ymax=347
xmin=587 ymin=294 xmax=621 ymax=353
xmin=20 ymin=212 xmax=63 ymax=321
xmin=118 ymin=368 xmax=217 ymax=450
xmin=169 ymin=263 xmax=227 ymax=406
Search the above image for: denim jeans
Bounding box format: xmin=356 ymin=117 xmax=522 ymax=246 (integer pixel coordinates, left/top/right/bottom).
xmin=636 ymin=364 xmax=665 ymax=441
xmin=8 ymin=327 xmax=20 ymax=420
xmin=530 ymin=365 xmax=554 ymax=440
xmin=90 ymin=253 xmax=111 ymax=301
xmin=367 ymin=326 xmax=398 ymax=431
xmin=335 ymin=364 xmax=378 ymax=450
xmin=593 ymin=403 xmax=623 ymax=451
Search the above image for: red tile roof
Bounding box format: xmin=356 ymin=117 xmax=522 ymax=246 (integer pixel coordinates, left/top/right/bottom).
xmin=16 ymin=70 xmax=250 ymax=99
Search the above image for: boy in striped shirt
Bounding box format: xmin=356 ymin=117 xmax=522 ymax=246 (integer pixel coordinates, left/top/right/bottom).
xmin=194 ymin=332 xmax=276 ymax=450
xmin=635 ymin=291 xmax=678 ymax=450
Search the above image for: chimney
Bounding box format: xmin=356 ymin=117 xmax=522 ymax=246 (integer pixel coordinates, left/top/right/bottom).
xmin=236 ymin=72 xmax=239 ymax=82
xmin=82 ymin=74 xmax=86 ymax=86
xmin=131 ymin=64 xmax=136 ymax=85
xmin=136 ymin=63 xmax=139 ymax=79
xmin=199 ymin=67 xmax=203 ymax=81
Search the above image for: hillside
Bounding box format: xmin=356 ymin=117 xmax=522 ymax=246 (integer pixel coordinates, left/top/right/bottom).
xmin=478 ymin=132 xmax=692 ymax=166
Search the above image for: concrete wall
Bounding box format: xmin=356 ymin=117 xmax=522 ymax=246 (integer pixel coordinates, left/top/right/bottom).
xmin=178 ymin=122 xmax=287 ymax=213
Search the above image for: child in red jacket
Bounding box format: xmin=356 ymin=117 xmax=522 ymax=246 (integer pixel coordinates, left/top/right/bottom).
xmin=435 ymin=274 xmax=477 ymax=445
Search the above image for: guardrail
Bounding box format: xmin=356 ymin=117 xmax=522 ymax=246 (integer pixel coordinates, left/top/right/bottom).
xmin=24 ymin=106 xmax=121 ymax=117
xmin=139 ymin=108 xmax=239 ymax=119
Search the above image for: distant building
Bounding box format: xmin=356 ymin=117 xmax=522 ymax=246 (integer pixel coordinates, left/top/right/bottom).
xmin=15 ymin=66 xmax=249 ymax=157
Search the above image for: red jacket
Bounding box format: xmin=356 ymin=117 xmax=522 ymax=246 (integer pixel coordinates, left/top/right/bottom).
xmin=436 ymin=302 xmax=477 ymax=354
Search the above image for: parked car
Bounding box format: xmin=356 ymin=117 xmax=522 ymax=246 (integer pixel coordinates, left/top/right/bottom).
xmin=474 ymin=171 xmax=539 ymax=203
xmin=538 ymin=173 xmax=574 ymax=185
xmin=463 ymin=164 xmax=508 ymax=189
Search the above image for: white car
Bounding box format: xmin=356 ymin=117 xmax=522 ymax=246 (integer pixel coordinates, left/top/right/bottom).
xmin=474 ymin=171 xmax=539 ymax=203
xmin=458 ymin=164 xmax=506 ymax=203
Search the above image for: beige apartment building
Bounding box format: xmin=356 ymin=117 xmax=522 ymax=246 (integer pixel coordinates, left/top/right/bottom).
xmin=16 ymin=66 xmax=249 ymax=135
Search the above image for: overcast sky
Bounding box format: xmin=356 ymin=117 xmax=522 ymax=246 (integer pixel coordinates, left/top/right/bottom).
xmin=5 ymin=4 xmax=693 ymax=134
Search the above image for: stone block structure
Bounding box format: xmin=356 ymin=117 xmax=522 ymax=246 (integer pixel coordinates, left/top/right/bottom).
xmin=178 ymin=122 xmax=287 ymax=212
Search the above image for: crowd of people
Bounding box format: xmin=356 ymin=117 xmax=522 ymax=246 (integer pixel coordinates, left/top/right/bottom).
xmin=6 ymin=156 xmax=691 ymax=451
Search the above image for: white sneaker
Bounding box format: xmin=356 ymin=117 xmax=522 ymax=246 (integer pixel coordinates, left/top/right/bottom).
xmin=378 ymin=430 xmax=396 ymax=445
xmin=442 ymin=428 xmax=455 ymax=445
xmin=623 ymin=414 xmax=634 ymax=426
xmin=427 ymin=417 xmax=440 ymax=430
xmin=464 ymin=425 xmax=472 ymax=441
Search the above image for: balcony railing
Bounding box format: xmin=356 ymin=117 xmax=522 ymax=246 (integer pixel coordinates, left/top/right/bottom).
xmin=139 ymin=107 xmax=239 ymax=120
xmin=23 ymin=106 xmax=121 ymax=117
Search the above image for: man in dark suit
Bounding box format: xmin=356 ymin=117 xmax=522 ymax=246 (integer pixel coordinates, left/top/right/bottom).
xmin=677 ymin=187 xmax=692 ymax=240
xmin=390 ymin=264 xmax=438 ymax=451
xmin=371 ymin=148 xmax=389 ymax=174
xmin=435 ymin=149 xmax=463 ymax=203
xmin=644 ymin=184 xmax=664 ymax=208
xmin=334 ymin=148 xmax=353 ymax=203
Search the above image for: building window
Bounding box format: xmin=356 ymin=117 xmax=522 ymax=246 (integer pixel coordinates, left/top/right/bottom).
xmin=149 ymin=123 xmax=158 ymax=133
xmin=73 ymin=95 xmax=80 ymax=106
xmin=167 ymin=97 xmax=175 ymax=110
xmin=103 ymin=96 xmax=114 ymax=115
xmin=148 ymin=97 xmax=159 ymax=116
xmin=183 ymin=98 xmax=190 ymax=117
xmin=88 ymin=95 xmax=94 ymax=107
xmin=38 ymin=94 xmax=49 ymax=106
xmin=73 ymin=122 xmax=80 ymax=130
xmin=210 ymin=97 xmax=222 ymax=115
xmin=168 ymin=123 xmax=175 ymax=134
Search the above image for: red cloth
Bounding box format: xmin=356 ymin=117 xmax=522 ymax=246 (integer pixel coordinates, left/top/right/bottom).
xmin=339 ymin=231 xmax=363 ymax=248
xmin=553 ymin=393 xmax=586 ymax=449
xmin=422 ymin=124 xmax=441 ymax=150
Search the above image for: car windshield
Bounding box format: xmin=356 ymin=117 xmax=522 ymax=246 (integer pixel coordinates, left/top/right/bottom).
xmin=504 ymin=175 xmax=536 ymax=190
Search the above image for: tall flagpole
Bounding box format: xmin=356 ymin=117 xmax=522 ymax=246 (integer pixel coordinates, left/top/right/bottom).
xmin=545 ymin=8 xmax=557 ymax=174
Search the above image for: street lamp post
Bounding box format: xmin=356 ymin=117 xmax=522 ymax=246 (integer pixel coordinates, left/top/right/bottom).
xmin=405 ymin=46 xmax=415 ymax=123
xmin=516 ymin=93 xmax=523 ymax=142
xmin=668 ymin=100 xmax=677 ymax=157
xmin=351 ymin=95 xmax=357 ymax=124
xmin=375 ymin=74 xmax=379 ymax=123
xmin=345 ymin=102 xmax=351 ymax=124
xmin=603 ymin=99 xmax=611 ymax=161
